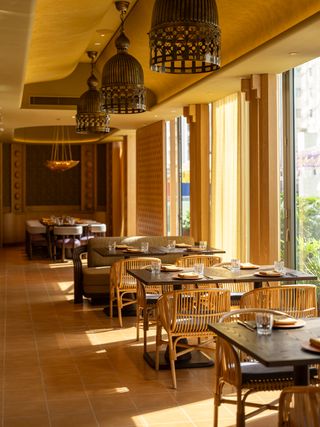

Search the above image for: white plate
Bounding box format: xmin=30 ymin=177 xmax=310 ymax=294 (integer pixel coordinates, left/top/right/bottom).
xmin=273 ymin=319 xmax=306 ymax=329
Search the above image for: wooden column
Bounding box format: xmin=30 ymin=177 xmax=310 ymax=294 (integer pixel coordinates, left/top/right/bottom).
xmin=241 ymin=74 xmax=279 ymax=264
xmin=81 ymin=144 xmax=95 ymax=212
xmin=126 ymin=133 xmax=136 ymax=236
xmin=183 ymin=104 xmax=210 ymax=243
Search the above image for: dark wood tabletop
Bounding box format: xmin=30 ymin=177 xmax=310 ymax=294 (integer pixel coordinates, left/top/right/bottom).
xmin=208 ymin=317 xmax=320 ymax=385
xmin=128 ymin=265 xmax=317 ymax=287
xmin=94 ymin=246 xmax=225 ymax=258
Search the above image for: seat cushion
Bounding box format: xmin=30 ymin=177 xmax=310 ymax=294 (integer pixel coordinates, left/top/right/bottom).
xmin=83 ymin=266 xmax=111 ymax=287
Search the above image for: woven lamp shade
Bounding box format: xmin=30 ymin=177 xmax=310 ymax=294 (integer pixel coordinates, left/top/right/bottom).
xmin=101 ymin=31 xmax=146 ymax=114
xmin=149 ymin=0 xmax=221 ymax=74
xmin=76 ymin=74 xmax=110 ymax=134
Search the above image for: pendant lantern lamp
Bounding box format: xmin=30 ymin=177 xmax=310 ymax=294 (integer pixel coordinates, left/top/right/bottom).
xmin=149 ymin=0 xmax=221 ymax=74
xmin=45 ymin=126 xmax=79 ymax=172
xmin=101 ymin=1 xmax=146 ymax=114
xmin=76 ymin=51 xmax=110 ymax=134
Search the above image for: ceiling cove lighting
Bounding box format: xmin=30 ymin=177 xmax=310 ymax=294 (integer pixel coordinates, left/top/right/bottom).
xmin=101 ymin=1 xmax=146 ymax=114
xmin=149 ymin=0 xmax=221 ymax=74
xmin=76 ymin=51 xmax=110 ymax=134
xmin=45 ymin=126 xmax=79 ymax=172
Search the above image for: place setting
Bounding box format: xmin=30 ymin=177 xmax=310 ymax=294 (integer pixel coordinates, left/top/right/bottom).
xmin=301 ymin=337 xmax=320 ymax=353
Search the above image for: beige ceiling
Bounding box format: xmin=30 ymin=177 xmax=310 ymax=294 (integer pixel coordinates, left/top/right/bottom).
xmin=1 ymin=0 xmax=320 ymax=144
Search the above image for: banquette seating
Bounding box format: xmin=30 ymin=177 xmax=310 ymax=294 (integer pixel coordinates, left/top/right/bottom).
xmin=72 ymin=235 xmax=195 ymax=304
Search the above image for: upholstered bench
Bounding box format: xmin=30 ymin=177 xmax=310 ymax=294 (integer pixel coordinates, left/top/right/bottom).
xmin=73 ymin=235 xmax=195 ymax=303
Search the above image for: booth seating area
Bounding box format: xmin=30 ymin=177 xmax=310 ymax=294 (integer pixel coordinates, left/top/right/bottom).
xmin=73 ymin=235 xmax=195 ymax=304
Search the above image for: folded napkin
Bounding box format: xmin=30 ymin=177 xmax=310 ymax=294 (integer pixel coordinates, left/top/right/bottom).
xmin=240 ymin=262 xmax=259 ymax=269
xmin=309 ymin=338 xmax=320 ymax=349
xmin=177 ymin=272 xmax=200 ymax=279
xmin=126 ymin=247 xmax=142 ymax=252
xmin=175 ymin=243 xmax=192 ymax=248
xmin=116 ymin=244 xmax=128 ymax=249
xmin=256 ymin=270 xmax=283 ymax=277
xmin=161 ymin=264 xmax=181 ymax=271
xmin=273 ymin=316 xmax=297 ymax=326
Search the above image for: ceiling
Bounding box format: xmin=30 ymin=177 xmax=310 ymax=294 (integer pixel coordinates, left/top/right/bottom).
xmin=1 ymin=0 xmax=320 ymax=144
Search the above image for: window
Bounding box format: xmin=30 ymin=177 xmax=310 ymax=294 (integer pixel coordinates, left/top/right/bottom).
xmin=281 ymin=57 xmax=320 ymax=277
xmin=165 ymin=117 xmax=190 ymax=236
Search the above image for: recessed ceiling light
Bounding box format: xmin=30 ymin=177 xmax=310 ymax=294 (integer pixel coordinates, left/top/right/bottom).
xmin=289 ymin=51 xmax=298 ymax=56
xmin=94 ymin=42 xmax=102 ymax=46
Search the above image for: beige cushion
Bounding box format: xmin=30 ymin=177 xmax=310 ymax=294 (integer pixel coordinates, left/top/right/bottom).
xmin=83 ymin=266 xmax=110 ymax=287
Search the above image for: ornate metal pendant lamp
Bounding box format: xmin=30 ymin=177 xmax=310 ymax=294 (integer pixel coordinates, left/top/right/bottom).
xmin=76 ymin=51 xmax=110 ymax=134
xmin=149 ymin=0 xmax=221 ymax=74
xmin=101 ymin=1 xmax=146 ymax=113
xmin=45 ymin=126 xmax=79 ymax=172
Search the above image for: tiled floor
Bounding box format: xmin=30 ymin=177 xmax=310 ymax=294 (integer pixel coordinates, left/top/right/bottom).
xmin=0 ymin=245 xmax=279 ymax=426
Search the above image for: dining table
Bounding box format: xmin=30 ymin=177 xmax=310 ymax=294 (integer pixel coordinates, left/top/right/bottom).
xmin=208 ymin=317 xmax=320 ymax=386
xmin=93 ymin=245 xmax=225 ymax=259
xmin=128 ymin=264 xmax=317 ymax=370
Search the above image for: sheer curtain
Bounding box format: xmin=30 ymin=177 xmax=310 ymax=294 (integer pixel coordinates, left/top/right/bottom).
xmin=210 ymin=92 xmax=249 ymax=261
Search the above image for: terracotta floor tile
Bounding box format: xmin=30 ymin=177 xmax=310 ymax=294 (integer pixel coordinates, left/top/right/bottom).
xmin=0 ymin=246 xmax=284 ymax=427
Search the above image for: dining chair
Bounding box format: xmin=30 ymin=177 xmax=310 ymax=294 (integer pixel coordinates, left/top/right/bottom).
xmin=213 ymin=308 xmax=318 ymax=427
xmin=136 ymin=280 xmax=173 ymax=352
xmin=88 ymin=223 xmax=107 ymax=237
xmin=240 ymin=285 xmax=318 ymax=318
xmin=110 ymin=257 xmax=162 ymax=327
xmin=25 ymin=219 xmax=49 ymax=259
xmin=53 ymin=225 xmax=83 ymax=262
xmin=155 ymin=288 xmax=230 ymax=389
xmin=278 ymin=385 xmax=320 ymax=427
xmin=175 ymin=254 xmax=222 ymax=267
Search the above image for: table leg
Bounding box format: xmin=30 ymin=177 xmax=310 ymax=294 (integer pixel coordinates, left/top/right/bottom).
xmin=293 ymin=365 xmax=309 ymax=385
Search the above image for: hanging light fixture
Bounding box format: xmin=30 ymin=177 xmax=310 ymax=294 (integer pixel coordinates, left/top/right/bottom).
xmin=149 ymin=0 xmax=221 ymax=74
xmin=76 ymin=51 xmax=110 ymax=134
xmin=45 ymin=126 xmax=79 ymax=172
xmin=101 ymin=1 xmax=146 ymax=114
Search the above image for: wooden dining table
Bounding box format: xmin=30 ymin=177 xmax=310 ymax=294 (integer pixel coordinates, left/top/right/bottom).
xmin=128 ymin=265 xmax=317 ymax=370
xmin=208 ymin=317 xmax=320 ymax=386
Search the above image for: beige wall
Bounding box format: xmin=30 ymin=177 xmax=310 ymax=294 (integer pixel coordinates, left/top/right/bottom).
xmin=136 ymin=121 xmax=165 ymax=235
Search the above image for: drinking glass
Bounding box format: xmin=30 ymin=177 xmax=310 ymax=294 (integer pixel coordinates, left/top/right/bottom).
xmin=256 ymin=313 xmax=273 ymax=335
xmin=230 ymin=258 xmax=241 ymax=272
xmin=141 ymin=242 xmax=149 ymax=253
xmin=151 ymin=260 xmax=161 ymax=274
xmin=199 ymin=241 xmax=207 ymax=250
xmin=274 ymin=260 xmax=284 ymax=273
xmin=167 ymin=240 xmax=176 ymax=250
xmin=194 ymin=263 xmax=204 ymax=275
xmin=108 ymin=241 xmax=116 ymax=252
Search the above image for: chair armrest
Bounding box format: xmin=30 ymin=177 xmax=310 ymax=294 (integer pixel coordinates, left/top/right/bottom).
xmin=73 ymin=245 xmax=88 ymax=303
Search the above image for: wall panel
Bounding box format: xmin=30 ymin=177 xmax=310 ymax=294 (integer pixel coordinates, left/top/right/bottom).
xmin=136 ymin=121 xmax=165 ymax=235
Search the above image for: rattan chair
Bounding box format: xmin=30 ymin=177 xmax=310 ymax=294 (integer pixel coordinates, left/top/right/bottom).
xmin=155 ymin=288 xmax=230 ymax=389
xmin=110 ymin=257 xmax=161 ymax=327
xmin=240 ymin=285 xmax=318 ymax=318
xmin=212 ymin=262 xmax=255 ymax=306
xmin=214 ymin=308 xmax=318 ymax=427
xmin=136 ymin=280 xmax=173 ymax=352
xmin=278 ymin=386 xmax=320 ymax=427
xmin=175 ymin=254 xmax=222 ymax=268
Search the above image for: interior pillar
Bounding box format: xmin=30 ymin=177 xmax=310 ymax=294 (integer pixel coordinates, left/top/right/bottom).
xmin=183 ymin=104 xmax=210 ymax=243
xmin=241 ymin=74 xmax=280 ymax=264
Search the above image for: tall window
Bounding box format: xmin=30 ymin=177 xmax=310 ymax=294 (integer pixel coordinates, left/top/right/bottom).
xmin=281 ymin=57 xmax=320 ymax=276
xmin=210 ymin=93 xmax=249 ymax=260
xmin=165 ymin=117 xmax=190 ymax=236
